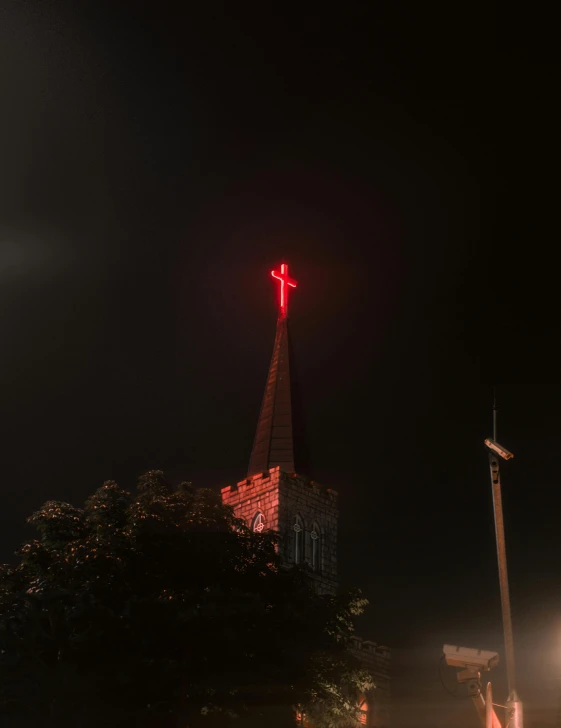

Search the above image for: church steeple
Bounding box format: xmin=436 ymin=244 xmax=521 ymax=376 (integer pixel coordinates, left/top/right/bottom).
xmin=223 ymin=261 xmax=338 ymax=595
xmin=222 ymin=262 xmax=389 ymax=718
xmin=248 ymin=264 xmax=300 ymax=478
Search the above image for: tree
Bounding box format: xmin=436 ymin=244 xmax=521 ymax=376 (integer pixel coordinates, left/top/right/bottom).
xmin=0 ymin=472 xmax=373 ymax=728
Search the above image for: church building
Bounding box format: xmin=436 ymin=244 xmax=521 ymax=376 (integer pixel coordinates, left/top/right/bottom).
xmin=221 ymin=263 xmax=390 ymax=727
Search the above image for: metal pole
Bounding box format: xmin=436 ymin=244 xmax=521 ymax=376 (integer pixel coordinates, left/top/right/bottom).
xmin=488 ymin=453 xmax=516 ymax=695
xmin=485 ymin=682 xmax=502 ymax=728
xmin=488 ymin=443 xmax=523 ymax=726
xmin=507 ymin=692 xmax=524 ymax=728
xmin=472 ymin=681 xmax=502 ymax=728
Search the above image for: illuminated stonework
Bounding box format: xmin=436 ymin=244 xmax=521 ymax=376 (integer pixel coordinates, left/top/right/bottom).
xmin=224 ymin=261 xmax=391 ymax=726
xmin=221 ymin=466 xmax=338 ymax=595
xmin=349 ymin=638 xmax=391 ymax=727
xmin=252 ymin=512 xmax=265 ymax=532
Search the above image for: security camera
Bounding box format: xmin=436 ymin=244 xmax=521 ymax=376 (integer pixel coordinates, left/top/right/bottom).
xmin=443 ymin=644 xmax=499 ymax=672
xmin=484 ymin=438 xmax=514 ymax=461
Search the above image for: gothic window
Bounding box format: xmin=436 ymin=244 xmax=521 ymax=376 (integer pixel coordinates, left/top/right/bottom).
xmin=293 ymin=514 xmax=304 ymax=564
xmin=359 ymin=696 xmax=368 ymax=725
xmin=310 ymin=522 xmax=321 ymax=572
xmin=252 ymin=511 xmax=265 ymax=533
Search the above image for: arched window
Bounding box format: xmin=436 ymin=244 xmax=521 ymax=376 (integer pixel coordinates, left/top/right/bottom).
xmin=359 ymin=695 xmax=368 ymax=725
xmin=293 ymin=514 xmax=304 ymax=564
xmin=310 ymin=522 xmax=321 ymax=572
xmin=252 ymin=511 xmax=265 ymax=533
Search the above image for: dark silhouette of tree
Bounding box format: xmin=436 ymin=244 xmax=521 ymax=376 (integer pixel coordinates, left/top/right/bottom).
xmin=0 ymin=472 xmax=373 ymax=728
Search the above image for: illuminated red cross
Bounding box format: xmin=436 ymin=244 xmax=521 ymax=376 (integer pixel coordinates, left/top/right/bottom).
xmin=271 ymin=263 xmax=297 ymax=318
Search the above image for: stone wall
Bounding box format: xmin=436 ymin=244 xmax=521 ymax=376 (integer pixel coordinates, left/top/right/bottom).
xmin=221 ymin=467 xmax=282 ymax=532
xmin=221 ymin=466 xmax=338 ymax=595
xmin=221 ymin=468 xmax=390 ymax=726
xmin=349 ymin=637 xmax=391 ymax=728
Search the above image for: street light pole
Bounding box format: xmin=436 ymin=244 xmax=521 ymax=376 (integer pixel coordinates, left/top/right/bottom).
xmin=486 ymin=395 xmax=523 ymax=727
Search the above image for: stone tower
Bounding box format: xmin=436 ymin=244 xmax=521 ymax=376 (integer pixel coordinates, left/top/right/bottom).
xmin=221 ymin=263 xmax=338 ymax=595
xmin=221 ymin=262 xmax=390 ymax=726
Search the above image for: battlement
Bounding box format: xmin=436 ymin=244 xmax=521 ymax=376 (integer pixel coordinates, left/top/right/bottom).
xmin=349 ymin=637 xmax=391 ymax=727
xmin=221 ymin=466 xmax=338 ymax=500
xmin=350 ymin=637 xmax=391 ymax=665
xmin=222 ymin=467 xmax=338 ymax=594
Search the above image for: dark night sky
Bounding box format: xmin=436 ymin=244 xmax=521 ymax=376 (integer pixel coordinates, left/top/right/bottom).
xmin=1 ymin=2 xmax=560 ymax=725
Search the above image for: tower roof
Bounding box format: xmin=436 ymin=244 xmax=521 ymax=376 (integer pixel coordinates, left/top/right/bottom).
xmin=248 ymin=264 xmax=307 ymax=477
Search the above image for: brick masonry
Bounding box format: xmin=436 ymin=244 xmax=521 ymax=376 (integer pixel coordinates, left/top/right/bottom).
xmin=349 ymin=637 xmax=391 ymax=728
xmin=221 ymin=465 xmax=391 ymax=726
xmin=221 ymin=466 xmax=338 ymax=595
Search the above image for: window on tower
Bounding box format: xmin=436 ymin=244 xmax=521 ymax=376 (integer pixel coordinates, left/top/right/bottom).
xmin=252 ymin=512 xmax=265 ymax=533
xmin=310 ymin=522 xmax=321 ymax=572
xmin=359 ymin=695 xmax=369 ymax=725
xmin=293 ymin=514 xmax=304 ymax=564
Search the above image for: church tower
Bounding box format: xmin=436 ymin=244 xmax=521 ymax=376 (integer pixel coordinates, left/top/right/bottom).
xmin=221 ymin=263 xmax=338 ymax=595
xmin=221 ymin=262 xmax=390 ymax=726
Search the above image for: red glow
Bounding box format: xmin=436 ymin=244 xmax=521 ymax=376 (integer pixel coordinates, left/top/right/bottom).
xmin=359 ymin=696 xmax=368 ymax=725
xmin=271 ymin=263 xmax=297 ymax=317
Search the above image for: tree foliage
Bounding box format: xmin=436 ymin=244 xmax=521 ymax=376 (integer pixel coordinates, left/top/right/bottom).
xmin=0 ymin=472 xmax=373 ymax=728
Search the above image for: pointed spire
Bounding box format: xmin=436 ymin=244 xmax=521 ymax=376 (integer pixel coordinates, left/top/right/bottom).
xmin=493 ymin=385 xmax=498 ymax=441
xmin=248 ymin=263 xmax=307 ymax=477
xmin=248 ymin=316 xmax=294 ymax=476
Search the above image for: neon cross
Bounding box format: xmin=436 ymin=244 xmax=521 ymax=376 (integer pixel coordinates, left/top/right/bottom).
xmin=271 ymin=263 xmax=297 ymax=318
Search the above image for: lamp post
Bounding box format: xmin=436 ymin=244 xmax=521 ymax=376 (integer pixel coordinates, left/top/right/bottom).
xmin=485 ymin=396 xmax=523 ymax=727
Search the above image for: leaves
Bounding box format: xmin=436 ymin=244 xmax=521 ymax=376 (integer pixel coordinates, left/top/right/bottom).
xmin=0 ymin=472 xmax=373 ymax=728
xmin=26 ymin=501 xmax=86 ymax=547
